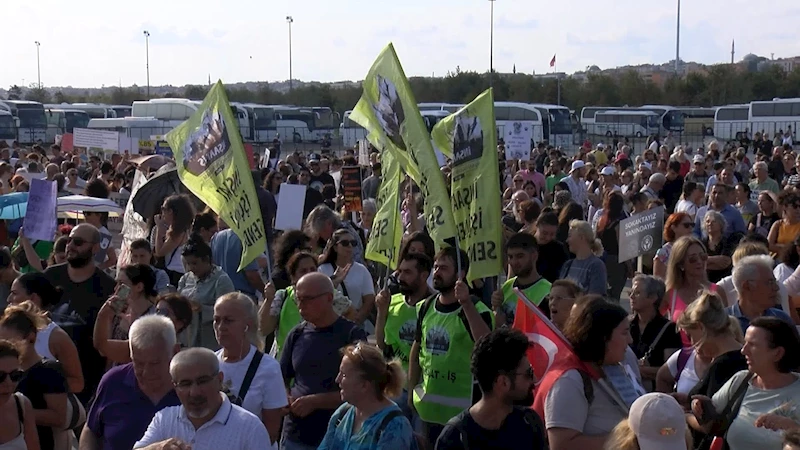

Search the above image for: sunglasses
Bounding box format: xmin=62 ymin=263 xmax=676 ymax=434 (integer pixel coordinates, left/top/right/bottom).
xmin=513 ymin=178 xmax=523 ymax=183
xmin=338 ymin=240 xmax=358 ymax=248
xmin=686 ymin=253 xmax=709 ymax=264
xmin=0 ymin=369 xmax=24 ymax=383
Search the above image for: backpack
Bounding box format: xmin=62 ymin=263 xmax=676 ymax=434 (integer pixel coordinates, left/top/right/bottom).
xmin=447 ymin=407 xmax=545 ymax=449
xmin=332 ymin=404 xmax=405 ymax=447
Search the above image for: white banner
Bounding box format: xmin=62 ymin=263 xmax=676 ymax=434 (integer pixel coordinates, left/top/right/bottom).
xmin=504 ymin=121 xmax=533 ymax=160
xmin=73 ymin=128 xmax=120 ymax=151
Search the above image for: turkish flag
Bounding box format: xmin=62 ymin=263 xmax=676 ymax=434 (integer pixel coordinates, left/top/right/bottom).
xmin=549 ymin=54 xmax=556 ymax=68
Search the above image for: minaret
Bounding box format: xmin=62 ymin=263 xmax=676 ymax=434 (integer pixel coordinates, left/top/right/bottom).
xmin=208 ymin=74 xmax=212 ymax=86
xmin=731 ymin=40 xmax=735 ymax=64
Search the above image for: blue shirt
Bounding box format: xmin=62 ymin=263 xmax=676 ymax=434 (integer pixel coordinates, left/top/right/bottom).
xmin=694 ymin=204 xmax=747 ymax=238
xmin=86 ymin=363 xmax=181 ymax=450
xmin=318 ymin=403 xmax=414 ymax=450
xmin=211 ymin=229 xmax=260 ymax=295
xmin=726 ymin=302 xmax=794 ymax=332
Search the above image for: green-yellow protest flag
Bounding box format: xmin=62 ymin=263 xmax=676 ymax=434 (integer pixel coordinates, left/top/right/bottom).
xmin=166 ymin=81 xmax=266 ymax=271
xmin=349 ymin=43 xmax=456 ymax=249
xmin=431 ymin=89 xmax=502 ymax=283
xmin=364 ymin=141 xmax=403 ymax=269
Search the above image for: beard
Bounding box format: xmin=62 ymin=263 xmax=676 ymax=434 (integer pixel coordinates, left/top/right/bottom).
xmin=514 ymin=265 xmax=533 ymax=278
xmin=67 ymin=249 xmax=93 ymax=268
xmin=433 ymin=275 xmax=456 ymax=293
xmin=511 ymin=383 xmax=535 ymax=406
xmin=398 ymin=281 xmax=417 ymax=296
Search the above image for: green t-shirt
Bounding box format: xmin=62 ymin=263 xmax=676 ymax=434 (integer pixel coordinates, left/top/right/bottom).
xmin=546 ymin=175 xmax=563 ymax=193
xmin=11 ymin=239 xmax=54 ymax=273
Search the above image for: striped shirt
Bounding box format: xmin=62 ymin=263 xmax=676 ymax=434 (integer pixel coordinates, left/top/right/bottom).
xmin=134 ymin=393 xmax=269 ymax=450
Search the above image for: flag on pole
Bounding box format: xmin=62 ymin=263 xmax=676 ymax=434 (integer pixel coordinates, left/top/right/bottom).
xmin=549 ymin=54 xmax=556 ymax=68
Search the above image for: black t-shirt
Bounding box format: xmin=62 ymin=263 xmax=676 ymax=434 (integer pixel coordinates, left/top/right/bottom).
xmin=703 ymin=234 xmax=739 ymax=283
xmin=17 ymin=359 xmax=68 ymax=450
xmin=630 ymin=315 xmax=682 ymax=368
xmin=536 ymin=240 xmax=569 ymax=283
xmin=303 ymin=187 xmax=325 ymax=220
xmin=45 ymin=263 xmax=116 ymax=403
xmin=689 ymin=350 xmax=748 ymax=399
xmin=502 ymin=214 xmax=524 ymax=233
xmin=435 ymin=407 xmax=548 ymax=450
xmin=662 ymin=176 xmax=684 ymax=213
xmin=308 ymin=172 xmax=336 ymax=194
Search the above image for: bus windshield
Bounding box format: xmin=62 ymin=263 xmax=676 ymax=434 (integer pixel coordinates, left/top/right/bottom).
xmin=647 ymin=115 xmax=660 ymax=128
xmin=663 ymin=110 xmax=685 ymax=131
xmin=65 ymin=112 xmax=90 ymax=131
xmin=17 ymin=107 xmax=47 ymax=128
xmin=251 ymin=108 xmax=275 ymax=130
xmin=0 ymin=116 xmax=15 ymax=139
xmin=549 ymin=109 xmax=572 ymax=134
xmin=313 ymin=109 xmax=334 ymax=129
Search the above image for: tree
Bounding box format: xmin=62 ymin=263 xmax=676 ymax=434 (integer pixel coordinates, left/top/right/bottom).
xmin=7 ymin=85 xmax=22 ymax=100
xmin=24 ymin=84 xmax=50 ymax=103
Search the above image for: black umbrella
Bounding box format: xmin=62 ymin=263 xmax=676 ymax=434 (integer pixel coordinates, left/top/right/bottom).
xmin=131 ymin=166 xmax=188 ymax=220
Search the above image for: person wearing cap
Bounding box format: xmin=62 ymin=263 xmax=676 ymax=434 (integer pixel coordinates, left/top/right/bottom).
xmin=605 ymin=393 xmax=692 ymax=450
xmin=685 ymin=155 xmax=710 ymax=187
xmin=560 ymin=161 xmax=588 ymax=213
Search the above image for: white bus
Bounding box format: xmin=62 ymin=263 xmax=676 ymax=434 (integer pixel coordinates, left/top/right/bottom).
xmin=45 ymin=108 xmax=91 ymax=143
xmin=0 ymin=110 xmax=16 ymax=145
xmin=310 ymin=107 xmax=341 ymax=141
xmin=713 ymin=104 xmax=752 ymax=141
xmin=0 ymin=100 xmax=47 ymax=144
xmin=748 ymin=98 xmax=800 ymax=139
xmin=592 ymin=110 xmax=661 ymax=138
xmin=69 ymin=103 xmax=118 ymax=119
xmin=132 ymin=98 xmax=252 ymax=141
xmin=273 ymin=106 xmax=316 ymax=143
xmin=581 ymin=105 xmax=685 ymax=135
xmin=340 ymin=110 xmax=368 ymax=149
xmin=110 ymin=105 xmax=132 ymax=118
xmin=237 ymin=103 xmax=275 ymax=143
xmin=494 ymin=102 xmax=545 ymax=147
xmin=87 ymin=117 xmax=164 ymax=140
xmin=418 ymin=103 xmax=464 ymax=113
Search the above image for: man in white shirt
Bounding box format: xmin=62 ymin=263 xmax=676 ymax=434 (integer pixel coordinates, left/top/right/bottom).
xmin=134 ymin=348 xmax=269 ymax=450
xmin=560 ymin=160 xmax=588 ymax=213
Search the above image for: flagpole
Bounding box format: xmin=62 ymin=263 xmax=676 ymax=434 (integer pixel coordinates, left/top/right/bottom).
xmin=555 ymin=57 xmax=561 ymax=106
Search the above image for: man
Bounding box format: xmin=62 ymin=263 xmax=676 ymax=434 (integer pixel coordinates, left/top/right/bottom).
xmin=559 ymin=161 xmax=587 ymax=212
xmin=133 ymin=348 xmax=268 ymax=450
xmin=704 ymin=161 xmax=725 ymax=192
xmin=749 ymin=161 xmax=780 ymax=194
xmin=662 ymin=160 xmax=684 ymax=213
xmin=80 ymin=315 xmax=182 ymax=450
xmin=501 ymin=190 xmax=529 ymax=233
xmin=727 ymin=255 xmax=792 ymax=331
xmin=375 ymin=253 xmax=433 ymax=418
xmin=0 ymin=246 xmax=18 ymax=311
xmin=129 ymin=238 xmax=171 ymax=293
xmin=305 ymin=204 xmax=365 ymax=264
xmin=640 ymin=172 xmax=665 ymax=201
xmin=533 ymin=213 xmax=569 ymax=283
xmin=408 ymin=247 xmax=493 ymax=446
xmin=590 ymin=143 xmax=608 ymax=166
xmin=280 ymin=272 xmax=367 ymax=450
xmin=50 ymin=144 xmax=65 ymax=166
xmin=544 ymin=158 xmax=565 ymax=195
xmin=307 ymin=157 xmax=335 ymax=192
xmin=251 ymin=169 xmax=277 ymax=248
xmin=45 ymin=223 xmax=116 ymax=403
xmin=491 ymin=233 xmax=551 ymax=327
xmin=694 ymin=183 xmax=746 ymax=238
xmin=362 ymin=161 xmax=382 ymax=200
xmin=435 ymin=328 xmax=546 ymax=450
xmin=45 ymin=163 xmax=60 ymax=181
xmin=211 ymin=220 xmax=264 ymax=300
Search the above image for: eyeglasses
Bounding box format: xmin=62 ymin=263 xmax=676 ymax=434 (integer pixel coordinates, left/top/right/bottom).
xmin=513 ymin=178 xmax=523 ymax=183
xmin=0 ymin=369 xmax=24 ymax=383
xmin=509 ymin=366 xmax=535 ymax=380
xmin=338 ymin=240 xmax=358 ymax=248
xmin=296 ymin=292 xmax=328 ymax=303
xmin=173 ymin=372 xmax=218 ymax=390
xmin=68 ymin=236 xmax=90 ymax=247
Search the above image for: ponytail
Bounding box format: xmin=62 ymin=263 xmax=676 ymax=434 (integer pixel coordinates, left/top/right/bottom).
xmin=591 ymin=238 xmax=604 ymax=257
xmin=383 ymin=359 xmax=406 ymax=399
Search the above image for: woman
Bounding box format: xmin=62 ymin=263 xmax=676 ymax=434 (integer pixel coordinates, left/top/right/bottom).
xmin=503 ymin=173 xmax=526 ymax=201
xmin=191 ymin=211 xmax=218 ymax=245
xmin=628 ymin=275 xmax=682 ymax=392
xmin=517 ymin=200 xmax=541 ymax=235
xmin=319 ymin=343 xmax=414 ymax=450
xmin=701 ymin=210 xmax=735 ymax=283
xmin=214 ymin=292 xmax=287 ymax=449
xmin=535 ymin=299 xmax=641 ymax=449
xmin=769 ymin=190 xmax=800 ymax=257
xmin=654 ymin=212 xmax=695 ymax=279
xmin=93 ymin=264 xmax=158 ymax=364
xmin=691 ymin=317 xmax=800 ymax=450
xmin=560 ymin=220 xmax=607 ymax=296
xmin=270 ymin=230 xmax=312 ymax=291
xmin=0 ymin=340 xmax=39 ymax=450
xmin=775 ymin=235 xmax=800 ymax=284
xmin=675 ymin=181 xmax=703 ymax=219
xmin=264 ymin=171 xmax=283 ymax=197
xmin=152 ymin=194 xmax=195 ymax=286
xmin=735 ymin=183 xmax=759 ymax=224
xmin=605 ymin=393 xmax=692 ymax=450
xmin=319 ymin=229 xmax=376 ymax=331
xmin=6 ymin=274 xmax=82 ymax=394
xmin=748 ymin=191 xmax=781 ymax=238
xmin=556 ymin=202 xmax=584 ymax=245
xmin=177 ymin=235 xmax=235 ymax=350
xmin=153 ymin=294 xmax=193 ymax=346
xmin=596 ymin=192 xmax=629 ymax=302
xmin=0 ymin=306 xmax=68 ymax=450
xmin=547 ymin=279 xmax=582 ymax=332
xmin=523 ymin=181 xmax=542 ymax=205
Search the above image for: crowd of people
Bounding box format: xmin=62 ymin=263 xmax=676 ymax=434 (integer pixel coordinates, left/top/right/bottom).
xmin=0 ymin=135 xmax=798 ymax=450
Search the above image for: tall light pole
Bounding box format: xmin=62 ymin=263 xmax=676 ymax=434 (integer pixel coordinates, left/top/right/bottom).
xmin=143 ymin=30 xmax=151 ymax=98
xmin=34 ymin=41 xmax=41 ymax=89
xmin=489 ymin=0 xmax=495 ymax=89
xmin=675 ymin=0 xmax=681 ymax=75
xmin=286 ymin=16 xmax=294 ymax=91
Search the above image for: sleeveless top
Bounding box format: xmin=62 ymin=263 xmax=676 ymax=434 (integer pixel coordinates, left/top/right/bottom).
xmin=0 ymin=394 xmax=27 ymax=450
xmin=663 ymin=284 xmax=718 ymax=347
xmin=776 ymin=220 xmax=800 ymax=248
xmin=34 ymin=322 xmax=58 ymax=360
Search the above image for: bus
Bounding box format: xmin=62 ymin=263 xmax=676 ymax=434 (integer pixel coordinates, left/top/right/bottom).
xmin=0 ymin=110 xmax=16 ymax=145
xmin=310 ymin=107 xmax=341 ymax=141
xmin=678 ymin=107 xmax=717 ymax=137
xmin=68 ymin=103 xmax=117 ymax=119
xmin=0 ymin=100 xmax=47 ymax=144
xmin=581 ymin=105 xmax=685 ymax=135
xmin=273 ymin=106 xmax=316 ymax=143
xmin=87 ymin=117 xmax=164 ymax=140
xmin=110 ymin=105 xmax=132 ymax=118
xmin=340 ymin=110 xmax=368 ymax=149
xmin=45 ymin=108 xmax=91 ymax=143
xmin=418 ymin=103 xmax=463 ymax=113
xmin=494 ymin=102 xmax=546 ymax=147
xmin=748 ymin=98 xmax=800 ymax=140
xmin=713 ymin=104 xmax=752 ymax=141
xmin=591 ymin=110 xmax=661 ymax=138
xmin=237 ymin=103 xmax=275 ymax=143
xmin=132 ymin=98 xmax=252 ymax=141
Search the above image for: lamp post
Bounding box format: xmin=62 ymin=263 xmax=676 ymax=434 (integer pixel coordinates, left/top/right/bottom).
xmin=34 ymin=41 xmax=41 ymax=89
xmin=489 ymin=0 xmax=495 ymax=89
xmin=675 ymin=0 xmax=680 ymax=75
xmin=286 ymin=16 xmax=294 ymax=91
xmin=143 ymin=30 xmax=151 ymax=98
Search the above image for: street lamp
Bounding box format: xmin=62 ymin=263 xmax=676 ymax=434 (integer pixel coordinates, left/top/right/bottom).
xmin=489 ymin=0 xmax=495 ymax=89
xmin=34 ymin=41 xmax=41 ymax=89
xmin=675 ymin=0 xmax=681 ymax=75
xmin=286 ymin=16 xmax=294 ymax=91
xmin=143 ymin=30 xmax=151 ymax=98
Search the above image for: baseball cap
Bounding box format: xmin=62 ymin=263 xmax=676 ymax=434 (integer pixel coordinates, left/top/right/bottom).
xmin=570 ymin=160 xmax=586 ymax=173
xmin=615 ymin=152 xmax=628 ymax=163
xmin=692 ymin=155 xmax=705 ymax=164
xmin=639 ymin=162 xmax=652 ymax=171
xmin=600 ymin=166 xmax=615 ymax=176
xmin=596 ymin=143 xmax=605 ymax=150
xmin=629 ymin=393 xmax=686 ymax=450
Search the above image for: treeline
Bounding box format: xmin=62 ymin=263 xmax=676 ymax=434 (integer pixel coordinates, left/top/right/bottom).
xmin=11 ymin=63 xmax=800 ymax=115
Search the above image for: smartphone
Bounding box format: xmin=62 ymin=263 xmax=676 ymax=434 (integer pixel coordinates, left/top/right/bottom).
xmin=116 ymin=284 xmax=131 ymax=300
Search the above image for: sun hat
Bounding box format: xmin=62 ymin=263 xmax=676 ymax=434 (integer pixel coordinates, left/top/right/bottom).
xmin=629 ymin=393 xmax=687 ymax=450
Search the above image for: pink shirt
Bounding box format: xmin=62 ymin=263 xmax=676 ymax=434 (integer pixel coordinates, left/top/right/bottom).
xmin=664 ymin=284 xmax=718 ymax=347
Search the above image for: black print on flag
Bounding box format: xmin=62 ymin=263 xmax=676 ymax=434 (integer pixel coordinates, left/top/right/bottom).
xmin=184 ymin=109 xmax=231 ymax=176
xmin=372 ymin=74 xmax=407 ymax=152
xmin=452 ymin=114 xmax=483 ymax=167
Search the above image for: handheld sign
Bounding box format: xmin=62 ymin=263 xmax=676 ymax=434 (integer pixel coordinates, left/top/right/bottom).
xmin=274 ymin=183 xmax=307 ymax=231
xmin=23 ymin=179 xmax=57 ymax=242
xmin=618 ymin=206 xmax=665 ymax=263
xmin=340 ymin=166 xmax=363 ymax=212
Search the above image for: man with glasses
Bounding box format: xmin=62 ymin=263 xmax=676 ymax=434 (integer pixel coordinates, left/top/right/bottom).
xmin=81 ymin=315 xmax=181 ymax=450
xmin=728 ymin=255 xmax=792 ymax=331
xmin=134 ymin=347 xmax=268 ymax=450
xmin=279 ymin=272 xmax=367 ymax=450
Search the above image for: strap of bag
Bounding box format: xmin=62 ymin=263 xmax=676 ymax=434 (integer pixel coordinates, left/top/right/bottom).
xmin=334 ymin=404 xmax=353 ymax=428
xmin=372 ymin=410 xmax=403 ymax=446
xmin=674 ymin=348 xmax=693 ymax=385
xmin=718 ymin=372 xmax=754 ymax=435
xmin=13 ymin=393 xmax=23 ymax=425
xmin=642 ymin=321 xmax=673 ymax=361
xmin=238 ymin=351 xmax=264 ymax=403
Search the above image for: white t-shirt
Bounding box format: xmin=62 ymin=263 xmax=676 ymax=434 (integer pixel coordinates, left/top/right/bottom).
xmin=675 ymin=199 xmax=698 ymax=218
xmin=666 ymin=348 xmax=701 ymax=394
xmin=319 ymin=261 xmax=375 ymax=316
xmin=215 ymin=345 xmax=287 ymax=450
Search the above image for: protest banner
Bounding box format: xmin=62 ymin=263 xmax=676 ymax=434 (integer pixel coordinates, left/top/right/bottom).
xmin=60 ymin=133 xmax=74 ymax=152
xmin=166 ymin=80 xmax=266 ymax=270
xmin=117 ymin=170 xmax=149 ymax=276
xmin=503 ymin=122 xmax=533 ymax=160
xmin=73 ymin=128 xmax=119 ymax=154
xmin=348 ymin=43 xmax=456 ymax=249
xmin=358 ymin=140 xmax=370 ymax=166
xmin=431 ymin=89 xmax=502 ymax=282
xmin=365 ymin=145 xmax=403 ymax=269
xmin=618 ymin=206 xmax=665 ymax=263
xmin=274 ymin=184 xmax=306 ymax=231
xmin=23 ymin=178 xmax=57 ymax=242
xmin=340 ymin=166 xmax=363 ymax=212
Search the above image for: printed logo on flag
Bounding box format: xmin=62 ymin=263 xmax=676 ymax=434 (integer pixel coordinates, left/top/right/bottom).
xmin=452 ymin=114 xmax=483 ymax=167
xmin=372 ymin=74 xmax=407 ymax=152
xmin=425 ymin=326 xmax=451 ymax=355
xmin=183 ymin=109 xmax=231 ymax=176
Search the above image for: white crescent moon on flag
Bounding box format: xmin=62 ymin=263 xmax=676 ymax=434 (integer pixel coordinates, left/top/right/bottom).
xmin=527 ymin=333 xmax=559 ymax=380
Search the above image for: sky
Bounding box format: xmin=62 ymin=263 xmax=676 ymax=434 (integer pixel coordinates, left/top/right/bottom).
xmin=5 ymin=0 xmax=800 ymax=89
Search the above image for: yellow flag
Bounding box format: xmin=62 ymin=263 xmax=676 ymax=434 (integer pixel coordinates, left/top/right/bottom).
xmin=364 ymin=140 xmax=403 ymax=269
xmin=431 ymin=89 xmax=502 ymax=282
xmin=349 ymin=43 xmax=456 ymax=249
xmin=166 ymin=81 xmax=266 ymax=271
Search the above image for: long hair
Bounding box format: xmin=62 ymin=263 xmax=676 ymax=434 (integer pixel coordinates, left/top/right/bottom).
xmin=665 ymin=236 xmax=708 ymax=292
xmin=320 ymin=229 xmax=353 ymax=267
xmin=663 ymin=212 xmax=691 ymax=243
xmin=273 ymin=230 xmax=311 ymax=271
xmin=163 ymin=194 xmax=195 ymax=239
xmin=597 ymin=191 xmax=625 ymax=234
xmin=558 ymin=202 xmax=584 ymax=227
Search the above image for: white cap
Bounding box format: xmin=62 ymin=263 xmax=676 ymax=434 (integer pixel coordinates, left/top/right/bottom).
xmin=600 ymin=166 xmax=616 ymax=176
xmin=639 ymin=162 xmax=652 ymax=171
xmin=693 ymin=155 xmax=705 ymax=164
xmin=596 ymin=143 xmax=605 ymax=149
xmin=570 ymin=160 xmax=586 ymax=173
xmin=629 ymin=393 xmax=687 ymax=450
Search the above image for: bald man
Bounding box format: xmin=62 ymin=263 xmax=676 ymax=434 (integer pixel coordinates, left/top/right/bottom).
xmin=502 ymin=190 xmax=530 ymax=233
xmin=279 ymin=273 xmax=368 ymax=449
xmin=45 ymin=223 xmax=116 ymax=403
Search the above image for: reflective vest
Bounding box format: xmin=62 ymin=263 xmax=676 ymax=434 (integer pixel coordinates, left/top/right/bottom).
xmin=276 ymin=287 xmax=302 ymax=358
xmin=412 ymin=297 xmax=491 ymax=425
xmin=382 ymin=293 xmax=418 ymax=373
xmin=500 ymin=277 xmax=551 ymax=326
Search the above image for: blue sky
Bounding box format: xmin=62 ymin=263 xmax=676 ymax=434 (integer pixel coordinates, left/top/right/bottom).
xmin=5 ymin=0 xmax=799 ymax=89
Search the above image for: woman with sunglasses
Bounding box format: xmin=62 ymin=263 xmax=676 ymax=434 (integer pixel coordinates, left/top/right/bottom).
xmin=154 ymin=293 xmax=194 ymax=346
xmin=0 ymin=340 xmax=39 ymax=450
xmin=653 ymin=212 xmax=695 ymax=279
xmin=768 ymin=190 xmax=800 ymax=258
xmin=319 ymin=229 xmax=375 ymax=332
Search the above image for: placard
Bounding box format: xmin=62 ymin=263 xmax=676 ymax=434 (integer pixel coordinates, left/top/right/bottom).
xmin=358 ymin=139 xmax=370 ymax=166
xmin=340 ymin=166 xmax=363 ymax=212
xmin=618 ymin=206 xmax=665 ymax=263
xmin=274 ymin=183 xmax=307 ymax=231
xmin=73 ymin=128 xmax=119 ymax=152
xmin=504 ymin=121 xmax=533 ymax=160
xmin=23 ymin=178 xmax=57 ymax=242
